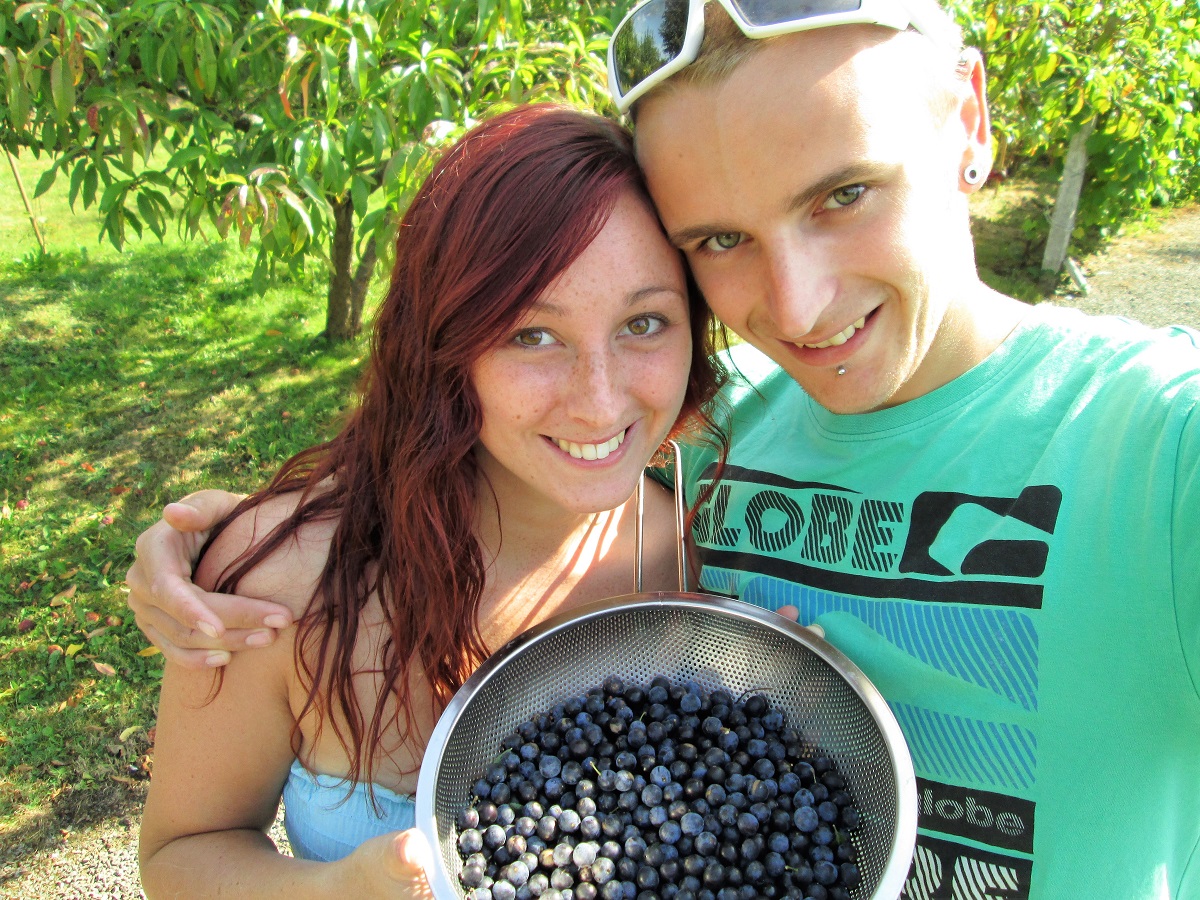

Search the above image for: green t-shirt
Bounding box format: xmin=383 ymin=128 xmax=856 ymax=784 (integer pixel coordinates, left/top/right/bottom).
xmin=678 ymin=306 xmax=1200 ymax=899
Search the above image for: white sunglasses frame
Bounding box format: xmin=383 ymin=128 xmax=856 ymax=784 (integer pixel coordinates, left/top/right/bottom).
xmin=607 ymin=0 xmax=939 ymax=114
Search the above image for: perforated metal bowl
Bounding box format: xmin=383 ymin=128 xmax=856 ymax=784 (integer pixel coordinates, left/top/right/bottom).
xmin=416 ymin=592 xmax=917 ymax=900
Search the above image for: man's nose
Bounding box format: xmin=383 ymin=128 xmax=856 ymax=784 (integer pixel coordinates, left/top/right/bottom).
xmin=761 ymin=241 xmax=837 ymax=340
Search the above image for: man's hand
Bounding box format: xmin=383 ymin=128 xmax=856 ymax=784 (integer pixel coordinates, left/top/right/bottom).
xmin=777 ymin=604 xmax=826 ymax=640
xmin=126 ymin=491 xmax=294 ymax=669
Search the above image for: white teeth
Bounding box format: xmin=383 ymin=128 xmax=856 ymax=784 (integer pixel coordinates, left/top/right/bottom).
xmin=803 ymin=317 xmax=866 ymax=349
xmin=554 ymin=429 xmax=626 ymax=460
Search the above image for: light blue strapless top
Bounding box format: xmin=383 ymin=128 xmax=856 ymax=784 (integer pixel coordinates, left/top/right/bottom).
xmin=281 ymin=758 xmax=416 ymax=862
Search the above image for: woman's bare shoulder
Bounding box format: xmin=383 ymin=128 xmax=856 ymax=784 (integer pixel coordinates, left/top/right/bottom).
xmin=195 ymin=487 xmax=338 ymax=617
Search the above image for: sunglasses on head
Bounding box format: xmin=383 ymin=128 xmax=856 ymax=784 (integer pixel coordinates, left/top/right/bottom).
xmin=608 ymin=0 xmax=939 ymax=115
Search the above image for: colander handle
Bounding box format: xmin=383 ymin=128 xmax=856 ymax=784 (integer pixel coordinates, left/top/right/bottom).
xmin=632 ymin=441 xmax=690 ymax=594
xmin=670 ymin=440 xmax=690 ymax=593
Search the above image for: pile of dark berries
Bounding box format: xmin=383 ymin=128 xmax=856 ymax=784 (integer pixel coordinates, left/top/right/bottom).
xmin=452 ymin=675 xmax=864 ymax=900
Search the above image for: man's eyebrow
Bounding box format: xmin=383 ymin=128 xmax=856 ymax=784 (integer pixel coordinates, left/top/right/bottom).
xmin=665 ymin=161 xmax=898 ymax=248
xmin=786 ymin=162 xmax=897 ymax=213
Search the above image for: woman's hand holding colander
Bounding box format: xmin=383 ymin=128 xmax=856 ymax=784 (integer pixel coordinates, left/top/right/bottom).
xmin=336 ymin=828 xmax=437 ymax=899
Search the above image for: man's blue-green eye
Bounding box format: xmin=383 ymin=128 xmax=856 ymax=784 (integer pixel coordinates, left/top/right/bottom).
xmin=704 ymin=232 xmax=743 ymax=252
xmin=824 ymin=185 xmax=866 ymax=209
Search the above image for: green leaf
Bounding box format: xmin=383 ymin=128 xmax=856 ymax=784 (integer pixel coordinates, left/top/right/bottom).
xmin=50 ymin=55 xmax=75 ymax=124
xmin=68 ymin=158 xmax=87 ymax=208
xmin=1033 ymin=52 xmax=1059 ymax=83
xmin=82 ymin=165 xmax=98 ymax=208
xmin=167 ymin=146 xmax=207 ymax=169
xmin=158 ymin=41 xmax=178 ymax=85
xmin=33 ymin=164 xmax=58 ymax=198
xmin=350 ymin=174 xmax=368 ymax=219
xmin=99 ymin=179 xmax=125 ymax=213
xmin=137 ymin=190 xmax=165 ymax=239
xmin=347 ymin=36 xmax=360 ymax=95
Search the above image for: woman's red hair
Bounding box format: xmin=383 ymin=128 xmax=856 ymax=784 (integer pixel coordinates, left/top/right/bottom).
xmin=204 ymin=103 xmax=727 ymax=788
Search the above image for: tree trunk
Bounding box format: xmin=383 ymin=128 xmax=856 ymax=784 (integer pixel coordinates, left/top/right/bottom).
xmin=350 ymin=237 xmax=377 ymax=331
xmin=1041 ymin=118 xmax=1097 ymax=279
xmin=325 ymin=197 xmax=360 ymax=342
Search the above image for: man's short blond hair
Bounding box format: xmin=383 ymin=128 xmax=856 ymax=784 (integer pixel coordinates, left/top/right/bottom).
xmin=631 ymin=0 xmax=967 ymax=119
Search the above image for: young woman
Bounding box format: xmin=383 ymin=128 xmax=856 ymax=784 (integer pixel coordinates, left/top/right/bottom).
xmin=137 ymin=103 xmax=726 ymax=897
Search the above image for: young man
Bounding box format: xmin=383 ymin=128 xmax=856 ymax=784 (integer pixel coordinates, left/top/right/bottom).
xmin=616 ymin=1 xmax=1200 ymax=897
xmin=129 ymin=1 xmax=1199 ymax=896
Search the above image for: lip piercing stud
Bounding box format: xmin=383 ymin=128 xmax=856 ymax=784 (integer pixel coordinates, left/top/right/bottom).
xmin=836 ymin=366 xmax=847 ymax=376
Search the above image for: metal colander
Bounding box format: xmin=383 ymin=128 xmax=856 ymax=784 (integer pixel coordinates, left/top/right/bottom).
xmin=415 ymin=591 xmax=918 ymax=899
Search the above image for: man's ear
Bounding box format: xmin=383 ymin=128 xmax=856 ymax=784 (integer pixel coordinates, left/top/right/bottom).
xmin=956 ymin=47 xmax=992 ymax=191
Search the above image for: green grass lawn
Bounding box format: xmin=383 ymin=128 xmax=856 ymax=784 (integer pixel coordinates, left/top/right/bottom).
xmin=0 ymin=142 xmax=1069 ymax=845
xmin=0 ymin=147 xmax=377 ymax=842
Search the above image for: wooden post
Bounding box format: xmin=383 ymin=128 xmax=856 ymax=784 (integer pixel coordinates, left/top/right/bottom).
xmin=1041 ymin=118 xmax=1097 ymax=276
xmin=4 ymin=147 xmax=48 ymax=254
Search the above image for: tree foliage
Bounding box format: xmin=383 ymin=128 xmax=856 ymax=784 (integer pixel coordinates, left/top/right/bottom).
xmin=2 ymin=0 xmax=1196 ymax=312
xmin=949 ymin=0 xmax=1200 ymax=239
xmin=0 ymin=0 xmax=633 ymax=340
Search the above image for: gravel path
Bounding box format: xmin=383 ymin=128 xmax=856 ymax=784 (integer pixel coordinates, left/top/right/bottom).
xmin=3 ymin=203 xmax=1197 ymax=900
xmin=1049 ymin=204 xmax=1200 ymax=329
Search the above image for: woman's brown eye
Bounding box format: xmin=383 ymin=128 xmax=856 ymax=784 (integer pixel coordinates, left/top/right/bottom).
xmin=515 ymin=329 xmax=549 ymax=347
xmin=623 ymin=316 xmax=664 ymax=337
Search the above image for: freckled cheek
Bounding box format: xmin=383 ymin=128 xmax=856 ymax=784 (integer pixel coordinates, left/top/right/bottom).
xmin=630 ymin=341 xmax=694 ymax=415
xmin=474 ymin=364 xmax=562 ymax=429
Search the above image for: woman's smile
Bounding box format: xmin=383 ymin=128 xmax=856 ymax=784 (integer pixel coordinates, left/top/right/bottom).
xmin=549 ymin=426 xmax=628 ymax=461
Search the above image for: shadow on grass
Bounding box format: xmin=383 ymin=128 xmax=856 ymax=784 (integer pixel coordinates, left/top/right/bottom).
xmin=1 ymin=242 xmax=369 ymax=520
xmin=0 ymin=780 xmax=146 ymax=878
xmin=0 ymin=239 xmax=374 ymax=843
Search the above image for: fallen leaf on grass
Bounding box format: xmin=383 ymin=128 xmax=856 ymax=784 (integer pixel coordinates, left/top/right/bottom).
xmin=65 ymin=643 xmax=84 ymax=657
xmin=50 ymin=584 xmax=77 ymax=606
xmin=81 ymin=462 xmax=95 ymax=472
xmin=93 ymin=661 xmax=117 ymax=677
xmin=110 ymin=486 xmax=129 ymax=496
xmin=138 ymin=645 xmax=162 ymax=657
xmin=119 ymin=725 xmax=141 ymax=742
xmin=85 ymin=626 xmax=108 ymax=640
xmin=265 ymin=328 xmax=283 ymax=336
xmin=110 ymin=775 xmax=140 ymax=787
xmin=85 ymin=611 xmax=101 ymax=623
